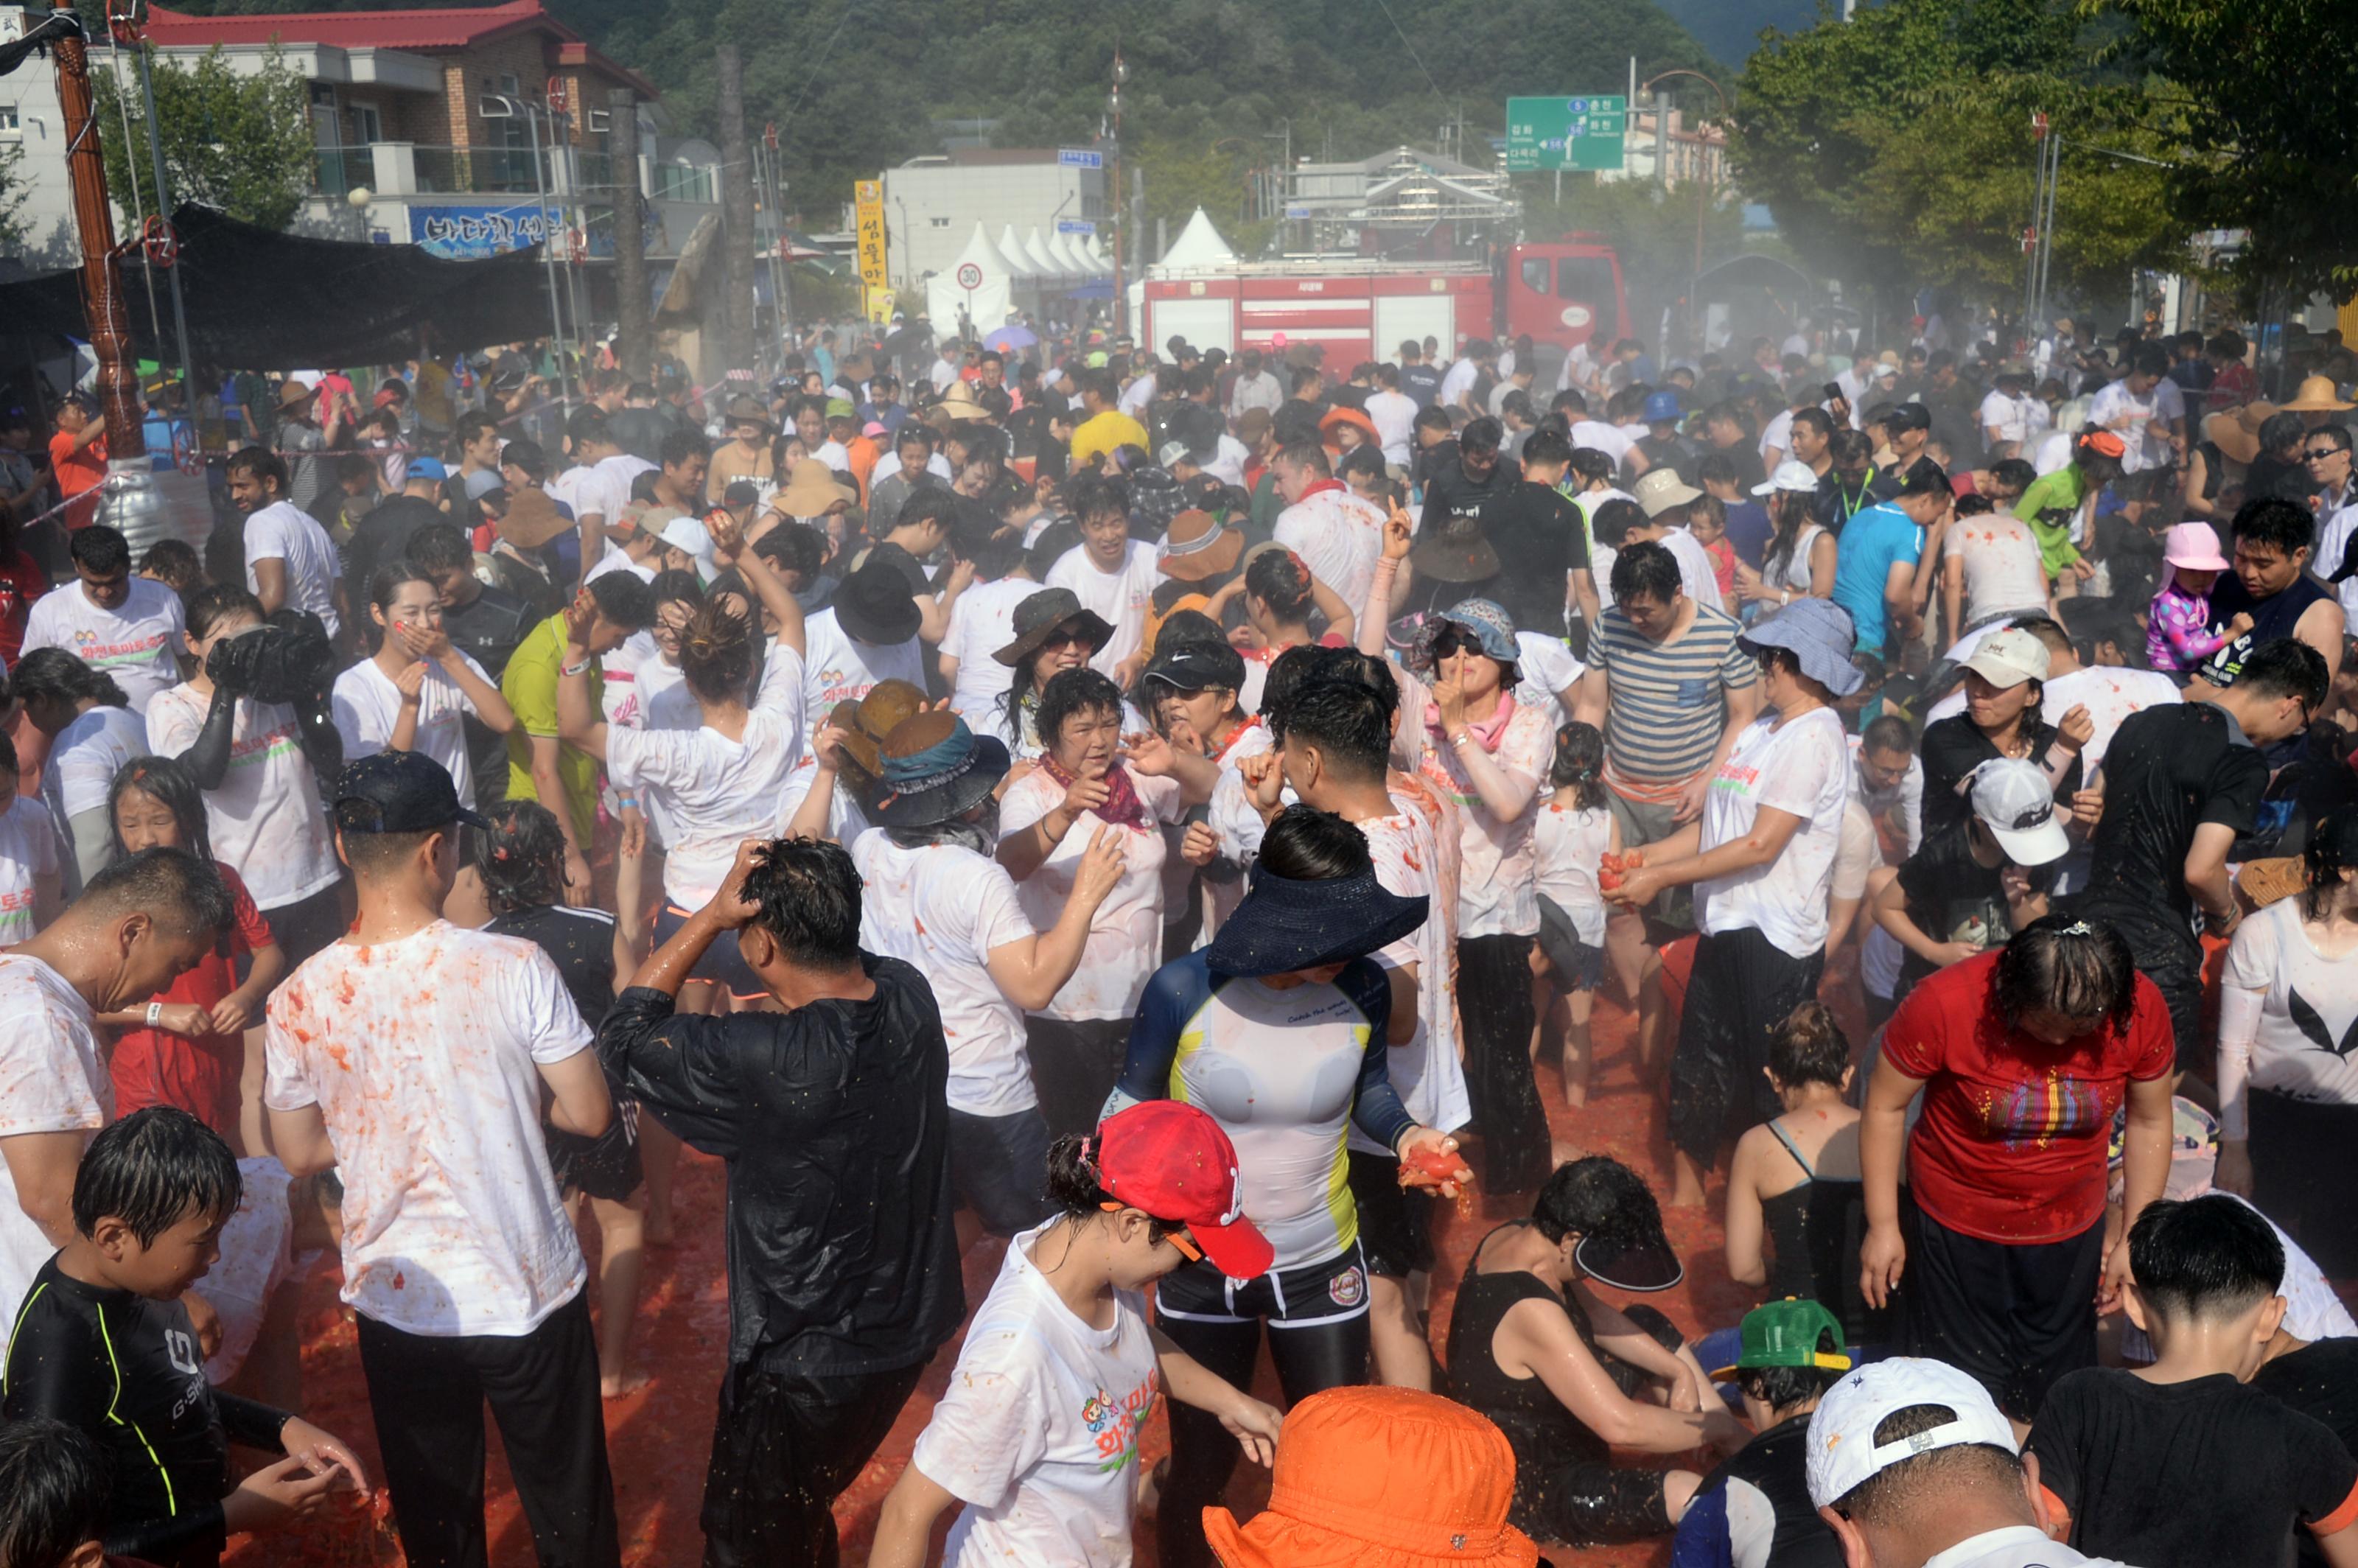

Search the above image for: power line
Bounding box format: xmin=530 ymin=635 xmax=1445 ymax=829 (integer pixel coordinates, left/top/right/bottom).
xmin=780 ymin=1 xmax=856 ymax=130
xmin=1369 ymin=0 xmax=1445 ymax=104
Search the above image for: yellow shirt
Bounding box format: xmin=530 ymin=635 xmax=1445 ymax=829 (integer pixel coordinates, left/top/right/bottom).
xmin=1071 ymin=409 xmax=1149 ymax=466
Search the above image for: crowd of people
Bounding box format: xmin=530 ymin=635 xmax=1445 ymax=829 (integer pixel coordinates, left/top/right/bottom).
xmin=4 ymin=303 xmax=2358 ymax=1568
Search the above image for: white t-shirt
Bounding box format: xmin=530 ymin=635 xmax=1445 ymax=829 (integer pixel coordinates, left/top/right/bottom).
xmin=1356 ymin=802 xmax=1471 ymax=1149
xmin=146 ymin=686 xmax=338 ymax=911
xmin=644 ymin=642 xmax=802 ymax=736
xmin=331 ymin=654 xmax=493 ymax=808
xmin=1046 ymin=541 xmax=1160 ymax=681
xmin=1569 ymin=420 xmax=1633 ymax=467
xmin=1833 ymin=796 xmax=1881 ymax=909
xmin=998 ymin=767 xmax=1183 ymax=1021
xmin=1850 ymin=736 xmax=1925 ymax=858
xmin=1514 ymin=632 xmax=1586 ymax=731
xmin=798 ymin=609 xmax=926 ymax=764
xmin=581 ymin=549 xmax=655 ymax=587
xmin=241 ymin=500 xmax=342 ymax=637
xmin=21 ymin=578 xmax=186 ymax=713
xmin=2040 ymin=665 xmax=2180 ymax=772
xmin=774 ymin=753 xmax=872 ymax=843
xmin=600 ymin=632 xmax=685 ymax=730
xmin=1660 ymin=527 xmax=1727 ymax=613
xmin=1696 ymin=705 xmax=1852 ymax=959
xmin=1439 ymin=357 xmax=1480 ymax=408
xmin=1365 ymin=389 xmax=1418 ymax=466
xmin=0 ymin=955 xmax=106 ymax=1332
xmin=1535 ymin=794 xmax=1612 ymax=946
xmin=1117 ymin=373 xmax=1156 ymax=419
xmin=1757 ymin=407 xmax=1797 ymax=466
xmin=263 ymin=922 xmax=591 ymax=1337
xmin=940 ymin=577 xmax=1038 ymax=724
xmin=2225 ymin=900 xmax=2358 ymax=1110
xmin=550 ymin=463 xmax=620 ymax=529
xmin=1977 ymin=389 xmax=2038 ymax=447
xmin=2087 ymin=377 xmax=2186 ymax=474
xmin=41 ymin=704 xmax=146 ymax=829
xmin=2322 ymin=503 xmax=2358 ymax=626
xmin=1941 ymin=514 xmax=2049 ymax=630
xmin=1272 ymin=487 xmax=1385 ymax=616
xmin=0 ymin=796 xmax=57 ymax=947
xmin=1416 ymin=699 xmax=1552 ymax=939
xmin=913 ymin=1219 xmax=1159 ymax=1568
xmin=609 ymin=701 xmax=803 ymax=906
xmin=851 ymin=832 xmax=1038 ymax=1116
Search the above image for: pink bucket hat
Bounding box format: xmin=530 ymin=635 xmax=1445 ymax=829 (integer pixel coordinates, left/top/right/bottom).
xmin=2162 ymin=521 xmax=2229 ymax=572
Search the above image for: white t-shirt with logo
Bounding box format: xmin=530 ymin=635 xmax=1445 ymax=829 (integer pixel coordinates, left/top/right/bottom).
xmin=851 ymin=832 xmax=1038 ymax=1116
xmin=940 ymin=577 xmax=1039 ymax=724
xmin=998 ymin=767 xmax=1184 ymax=1022
xmin=912 ymin=1219 xmax=1160 ymax=1568
xmin=21 ymin=578 xmax=186 ymax=713
xmin=1696 ymin=705 xmax=1853 ymax=959
xmin=262 ymin=922 xmax=591 ymax=1337
xmin=608 ymin=701 xmax=805 ymax=907
xmin=331 ymin=654 xmax=494 ymax=808
xmin=2086 ymin=377 xmax=2186 ymax=474
xmin=0 ymin=796 xmax=59 ymax=947
xmin=1355 ymin=802 xmax=1471 ymax=1150
xmin=1046 ymin=541 xmax=1161 ymax=680
xmin=0 ymin=954 xmax=106 ymax=1333
xmin=241 ymin=500 xmax=343 ymax=637
xmin=797 ymin=609 xmax=926 ymax=766
xmin=146 ymin=686 xmax=339 ymax=912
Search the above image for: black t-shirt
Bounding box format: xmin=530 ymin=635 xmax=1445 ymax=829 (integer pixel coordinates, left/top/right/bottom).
xmin=1711 ymin=440 xmax=1768 ymax=494
xmin=865 ymin=540 xmax=933 ymax=598
xmin=1418 ymin=447 xmax=1522 ymax=535
xmin=488 ymin=903 xmax=617 ymax=1033
xmin=344 ymin=493 xmax=447 ymax=607
xmin=2029 ymin=1366 xmax=2358 ymax=1568
xmin=441 ymin=581 xmax=536 ymax=680
xmin=1470 ymin=480 xmax=1589 ymax=640
xmin=1918 ymin=714 xmax=2083 ymax=845
xmin=1399 ymin=363 xmax=1444 ymax=409
xmin=2258 ymin=1337 xmax=2358 ymax=1568
xmin=2071 ymin=702 xmax=2267 ymax=962
xmin=1634 ymin=434 xmax=1697 ymax=486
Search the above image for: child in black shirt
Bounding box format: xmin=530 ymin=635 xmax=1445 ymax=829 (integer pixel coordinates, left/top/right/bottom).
xmin=0 ymin=1107 xmax=367 ymax=1568
xmin=2027 ymin=1194 xmax=2358 ymax=1568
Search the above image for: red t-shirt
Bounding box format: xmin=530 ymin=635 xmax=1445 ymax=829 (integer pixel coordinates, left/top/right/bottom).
xmin=0 ymin=547 xmax=48 ymax=665
xmin=110 ymin=864 xmax=275 ymax=1138
xmin=1881 ymin=951 xmax=2174 ymax=1244
xmin=49 ymin=430 xmax=107 ymax=530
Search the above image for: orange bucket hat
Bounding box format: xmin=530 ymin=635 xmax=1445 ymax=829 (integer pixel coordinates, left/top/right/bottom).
xmin=1203 ymin=1387 xmax=1539 ymax=1568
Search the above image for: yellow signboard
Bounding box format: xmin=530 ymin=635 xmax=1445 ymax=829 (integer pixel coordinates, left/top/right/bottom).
xmin=855 ymin=179 xmax=889 ymax=298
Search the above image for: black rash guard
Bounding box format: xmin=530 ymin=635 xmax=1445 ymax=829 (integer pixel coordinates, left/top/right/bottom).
xmin=3 ymin=1256 xmax=293 ymax=1568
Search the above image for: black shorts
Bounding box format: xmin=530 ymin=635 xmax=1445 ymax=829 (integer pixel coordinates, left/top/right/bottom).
xmin=1157 ymin=1244 xmax=1371 ymax=1329
xmin=945 ymin=1106 xmax=1051 ymax=1238
xmin=1536 ymin=897 xmax=1606 ymax=992
xmin=1897 ymin=1191 xmax=2103 ymax=1420
xmin=1346 ymin=1150 xmax=1433 ymax=1279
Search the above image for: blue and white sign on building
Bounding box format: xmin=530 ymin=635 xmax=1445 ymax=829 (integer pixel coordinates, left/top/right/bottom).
xmin=1056 ymin=147 xmax=1103 ymax=169
xmin=1056 ymin=218 xmax=1096 ymax=235
xmin=410 ymin=203 xmax=561 ymax=259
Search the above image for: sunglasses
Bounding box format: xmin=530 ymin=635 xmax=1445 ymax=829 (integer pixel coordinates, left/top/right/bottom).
xmin=1040 ymin=629 xmax=1094 ymax=651
xmin=1432 ymin=629 xmax=1494 ymax=660
xmin=2306 ymin=447 xmax=2348 ymax=462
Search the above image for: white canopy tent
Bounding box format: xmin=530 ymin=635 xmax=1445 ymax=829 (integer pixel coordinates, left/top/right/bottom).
xmin=996 ymin=224 xmax=1038 ymax=279
xmin=926 ymin=223 xmax=1017 ymax=340
xmin=1151 ymin=207 xmax=1236 ymax=274
xmin=1046 ymin=231 xmax=1091 ymax=275
xmin=1082 ymin=234 xmax=1114 ymax=273
xmin=1022 ymin=227 xmax=1067 ymax=279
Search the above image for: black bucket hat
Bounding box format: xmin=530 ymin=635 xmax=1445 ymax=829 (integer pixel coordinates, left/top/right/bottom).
xmin=992 ymin=587 xmax=1115 ymax=668
xmin=833 ymin=557 xmax=924 ymax=645
xmin=1204 ymin=860 xmax=1430 ymax=979
xmin=867 ymin=711 xmax=1010 ymax=827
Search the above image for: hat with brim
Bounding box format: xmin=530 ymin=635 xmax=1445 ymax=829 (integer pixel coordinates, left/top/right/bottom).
xmin=2282 ymin=374 xmax=2353 ymax=413
xmin=935 ymin=388 xmax=992 ymax=421
xmin=1958 ymin=626 xmax=2049 ymax=690
xmin=868 ymin=710 xmax=1010 ymax=827
xmin=722 ymin=394 xmax=774 ymax=431
xmin=833 ymin=557 xmax=923 ymax=645
xmin=993 ymin=587 xmax=1114 ymax=668
xmin=2205 ymin=401 xmax=2279 ymax=465
xmin=657 ymin=514 xmax=720 ymax=582
xmin=1204 ymin=860 xmax=1430 ymax=979
xmin=1409 ymin=514 xmax=1502 ymax=583
xmin=495 ymin=487 xmax=573 ymax=550
xmin=276 ymin=379 xmax=316 ymax=411
xmin=773 ymin=462 xmax=857 ymax=517
xmin=1576 ymin=1225 xmax=1684 ymax=1292
xmin=1967 ymin=757 xmax=2070 ymax=867
xmin=830 ymin=680 xmax=929 ymax=779
xmin=1633 ymin=468 xmax=1702 ymax=517
xmin=1418 ymin=598 xmax=1519 ymax=667
xmin=1753 ymin=458 xmax=1820 ymax=497
xmin=1157 ymin=508 xmax=1245 ymax=582
xmin=1202 ymin=1387 xmax=1540 ymax=1568
xmin=1738 ymin=597 xmax=1864 ymax=696
xmin=1709 ymin=1298 xmax=1852 ymax=1380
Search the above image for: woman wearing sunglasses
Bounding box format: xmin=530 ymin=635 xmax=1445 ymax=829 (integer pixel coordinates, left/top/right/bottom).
xmin=1605 ymin=597 xmax=1864 ymax=1211
xmin=870 ymin=1102 xmax=1283 ymax=1568
xmin=987 ymin=587 xmax=1146 ymax=760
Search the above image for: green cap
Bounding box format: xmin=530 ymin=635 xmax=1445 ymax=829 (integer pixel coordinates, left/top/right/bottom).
xmin=1710 ymin=1298 xmax=1851 ymax=1379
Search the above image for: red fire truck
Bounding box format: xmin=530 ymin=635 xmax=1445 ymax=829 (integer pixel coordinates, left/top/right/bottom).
xmin=1141 ymin=234 xmax=1632 ymax=368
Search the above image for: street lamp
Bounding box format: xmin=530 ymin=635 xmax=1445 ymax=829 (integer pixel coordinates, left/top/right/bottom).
xmin=1640 ymin=69 xmax=1734 ymax=346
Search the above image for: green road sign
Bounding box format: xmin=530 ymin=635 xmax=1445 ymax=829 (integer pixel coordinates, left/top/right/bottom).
xmin=1505 ymin=95 xmax=1628 ymax=172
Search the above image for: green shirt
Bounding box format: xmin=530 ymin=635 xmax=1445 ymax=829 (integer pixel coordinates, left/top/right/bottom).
xmin=2013 ymin=466 xmax=2088 ymax=578
xmin=501 ymin=614 xmax=603 ymax=846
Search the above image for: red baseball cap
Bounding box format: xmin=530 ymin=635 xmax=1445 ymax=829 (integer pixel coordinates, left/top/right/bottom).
xmin=1095 ymin=1102 xmax=1273 ymax=1280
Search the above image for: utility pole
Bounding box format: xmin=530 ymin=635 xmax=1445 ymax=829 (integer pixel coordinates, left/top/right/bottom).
xmin=47 ymin=0 xmax=142 ymax=461
xmin=1655 ymin=88 xmax=1671 ymax=187
xmin=609 ymin=87 xmax=650 ymax=380
xmin=714 ymin=43 xmax=757 ymax=365
xmin=1108 ymin=45 xmax=1127 ymax=337
xmin=133 ymin=41 xmax=194 ymax=411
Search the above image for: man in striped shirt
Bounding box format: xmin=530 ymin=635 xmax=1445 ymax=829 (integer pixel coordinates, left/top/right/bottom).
xmin=1572 ymin=539 xmax=1760 ymax=1001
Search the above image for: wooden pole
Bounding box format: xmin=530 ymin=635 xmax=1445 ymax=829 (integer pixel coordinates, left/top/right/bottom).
xmin=609 ymin=86 xmax=651 ymax=380
xmin=50 ymin=0 xmax=143 ymax=458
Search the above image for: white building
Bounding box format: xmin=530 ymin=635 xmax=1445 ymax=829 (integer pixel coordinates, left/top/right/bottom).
xmin=881 ymin=147 xmax=1108 ymax=293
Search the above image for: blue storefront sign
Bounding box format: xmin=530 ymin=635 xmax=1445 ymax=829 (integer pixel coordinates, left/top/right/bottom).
xmin=407 ymin=202 xmax=614 ymax=261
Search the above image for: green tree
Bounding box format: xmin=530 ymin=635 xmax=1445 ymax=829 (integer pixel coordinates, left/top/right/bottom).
xmin=93 ymin=43 xmax=315 ymax=234
xmin=2088 ymin=0 xmax=2358 ymax=295
xmin=0 ymin=140 xmax=29 ymax=254
xmin=1731 ymin=0 xmax=2186 ymax=310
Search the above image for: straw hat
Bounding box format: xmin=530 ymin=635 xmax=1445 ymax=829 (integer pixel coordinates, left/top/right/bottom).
xmin=2281 ymin=375 xmax=2353 ymax=413
xmin=772 ymin=461 xmax=857 ymax=517
xmin=494 ymin=487 xmax=573 ymax=550
xmin=2203 ymin=400 xmax=2279 ymax=466
xmin=933 ymin=385 xmax=992 ymax=422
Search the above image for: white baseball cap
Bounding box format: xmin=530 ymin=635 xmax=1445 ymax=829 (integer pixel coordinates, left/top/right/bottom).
xmin=657 ymin=514 xmax=719 ymax=582
xmin=1805 ymin=1358 xmax=2021 ymax=1509
xmin=1967 ymin=757 xmax=2069 ymax=867
xmin=1959 ymin=626 xmax=2050 ymax=690
xmin=1753 ymin=458 xmax=1821 ymax=496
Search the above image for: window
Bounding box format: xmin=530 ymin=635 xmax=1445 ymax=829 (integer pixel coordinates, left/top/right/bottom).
xmin=1557 ymin=256 xmax=1617 ymax=305
xmin=498 ymin=73 xmax=520 ymax=94
xmin=1519 ymin=257 xmax=1548 ymax=295
xmin=930 ymin=216 xmax=951 ymax=228
xmin=587 ymin=108 xmax=609 ymax=133
xmin=0 ymin=105 xmax=18 ymax=137
xmin=308 ymin=83 xmax=336 ymax=108
xmin=351 ymin=103 xmax=382 ymax=144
